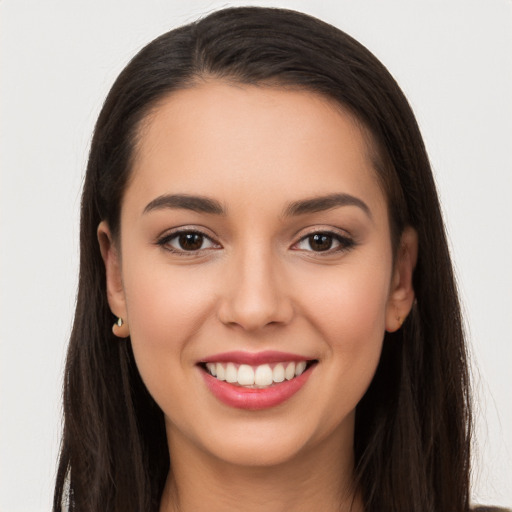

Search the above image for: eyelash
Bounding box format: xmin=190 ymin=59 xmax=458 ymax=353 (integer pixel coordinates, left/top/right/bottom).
xmin=156 ymin=228 xmax=355 ymax=256
xmin=156 ymin=229 xmax=220 ymax=255
xmin=292 ymin=230 xmax=355 ymax=254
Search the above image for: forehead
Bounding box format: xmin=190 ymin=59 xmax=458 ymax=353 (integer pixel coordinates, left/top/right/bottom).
xmin=127 ymin=81 xmax=386 ymax=216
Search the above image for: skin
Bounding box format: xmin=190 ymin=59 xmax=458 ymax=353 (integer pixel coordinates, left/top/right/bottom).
xmin=98 ymin=82 xmax=417 ymax=512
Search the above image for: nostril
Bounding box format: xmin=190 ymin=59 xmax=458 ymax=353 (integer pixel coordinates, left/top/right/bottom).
xmin=216 ymin=272 xmax=294 ymax=330
xmin=217 ymin=301 xmax=294 ymax=331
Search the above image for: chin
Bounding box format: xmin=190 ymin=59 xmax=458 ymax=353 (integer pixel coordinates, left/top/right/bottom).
xmin=192 ymin=411 xmax=351 ymax=469
xmin=208 ymin=435 xmax=310 ymax=468
xmin=166 ymin=411 xmax=317 ymax=469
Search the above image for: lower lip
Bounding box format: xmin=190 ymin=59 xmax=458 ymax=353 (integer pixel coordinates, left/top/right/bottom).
xmin=200 ymin=364 xmax=315 ymax=410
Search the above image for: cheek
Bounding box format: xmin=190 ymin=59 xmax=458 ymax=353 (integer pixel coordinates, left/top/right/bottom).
xmin=120 ymin=257 xmax=217 ymax=392
xmin=125 ymin=254 xmax=217 ymax=327
xmin=299 ymin=262 xmax=390 ymax=402
xmin=301 ymin=262 xmax=391 ymax=345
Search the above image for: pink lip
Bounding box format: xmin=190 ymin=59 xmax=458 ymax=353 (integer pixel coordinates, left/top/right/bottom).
xmin=200 ymin=350 xmax=310 ymax=365
xmin=199 ymin=361 xmax=316 ymax=411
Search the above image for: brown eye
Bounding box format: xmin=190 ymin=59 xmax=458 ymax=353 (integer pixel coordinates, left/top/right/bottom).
xmin=178 ymin=233 xmax=204 ymax=251
xmin=294 ymin=231 xmax=355 ymax=254
xmin=308 ymin=233 xmax=333 ymax=251
xmin=158 ymin=230 xmax=218 ymax=253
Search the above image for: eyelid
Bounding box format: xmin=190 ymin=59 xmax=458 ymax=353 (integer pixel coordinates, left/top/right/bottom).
xmin=291 ymin=226 xmax=356 ymax=254
xmin=155 ymin=226 xmax=222 ymax=254
xmin=155 ymin=225 xmax=355 ymax=256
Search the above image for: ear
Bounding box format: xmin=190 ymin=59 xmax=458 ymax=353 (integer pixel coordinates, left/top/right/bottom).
xmin=97 ymin=221 xmax=130 ymax=337
xmin=385 ymin=227 xmax=418 ymax=332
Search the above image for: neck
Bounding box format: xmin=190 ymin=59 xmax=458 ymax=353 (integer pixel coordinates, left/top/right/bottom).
xmin=159 ymin=425 xmax=363 ymax=512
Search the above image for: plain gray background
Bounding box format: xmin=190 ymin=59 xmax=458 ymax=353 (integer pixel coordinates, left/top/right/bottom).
xmin=1 ymin=0 xmax=511 ymax=510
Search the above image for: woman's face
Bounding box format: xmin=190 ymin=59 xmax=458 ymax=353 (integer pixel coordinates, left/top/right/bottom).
xmin=100 ymin=82 xmax=416 ymax=468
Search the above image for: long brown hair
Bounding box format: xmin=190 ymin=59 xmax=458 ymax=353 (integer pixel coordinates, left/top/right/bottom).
xmin=54 ymin=7 xmax=471 ymax=511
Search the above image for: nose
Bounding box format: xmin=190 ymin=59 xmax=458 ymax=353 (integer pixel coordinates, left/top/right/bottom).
xmin=217 ymin=243 xmax=294 ymax=331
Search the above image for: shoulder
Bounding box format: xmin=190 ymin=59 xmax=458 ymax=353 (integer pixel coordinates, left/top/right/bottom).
xmin=472 ymin=507 xmax=511 ymax=512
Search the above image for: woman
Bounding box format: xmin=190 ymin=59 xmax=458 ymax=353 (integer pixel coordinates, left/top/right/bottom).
xmin=54 ymin=6 xmax=481 ymax=512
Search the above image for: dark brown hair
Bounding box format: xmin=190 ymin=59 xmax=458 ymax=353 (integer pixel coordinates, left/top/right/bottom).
xmin=54 ymin=7 xmax=471 ymax=512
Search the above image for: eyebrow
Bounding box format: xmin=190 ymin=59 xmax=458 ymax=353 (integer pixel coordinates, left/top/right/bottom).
xmin=142 ymin=192 xmax=372 ymax=219
xmin=283 ymin=193 xmax=372 ymax=219
xmin=143 ymin=194 xmax=225 ymax=215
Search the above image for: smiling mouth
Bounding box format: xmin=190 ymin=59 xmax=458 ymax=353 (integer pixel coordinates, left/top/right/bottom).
xmin=199 ymin=360 xmax=318 ymax=389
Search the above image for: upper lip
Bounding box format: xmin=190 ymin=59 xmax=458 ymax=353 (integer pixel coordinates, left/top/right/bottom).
xmin=199 ymin=350 xmax=312 ymax=366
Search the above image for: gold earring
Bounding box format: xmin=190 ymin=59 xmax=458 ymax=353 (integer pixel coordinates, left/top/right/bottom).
xmin=112 ymin=317 xmax=130 ymax=338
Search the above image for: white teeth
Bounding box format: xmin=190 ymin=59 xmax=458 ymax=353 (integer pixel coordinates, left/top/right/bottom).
xmin=216 ymin=363 xmax=226 ymax=381
xmin=285 ymin=362 xmax=296 ymax=380
xmin=205 ymin=360 xmax=311 ymax=387
xmin=295 ymin=361 xmax=307 ymax=376
xmin=254 ymin=364 xmax=273 ymax=386
xmin=237 ymin=364 xmax=255 ymax=386
xmin=206 ymin=362 xmax=216 ymax=377
xmin=273 ymin=363 xmax=285 ymax=383
xmin=225 ymin=362 xmax=237 ymax=383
